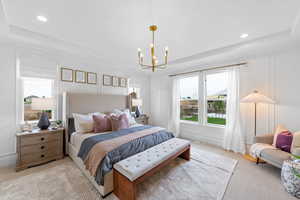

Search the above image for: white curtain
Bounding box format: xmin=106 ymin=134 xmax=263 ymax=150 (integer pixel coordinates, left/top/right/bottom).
xmin=168 ymin=77 xmax=181 ymax=137
xmin=223 ymin=68 xmax=246 ymax=154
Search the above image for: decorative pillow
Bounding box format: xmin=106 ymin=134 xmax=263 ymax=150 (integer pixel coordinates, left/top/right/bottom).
xmin=276 ymin=131 xmax=293 ymax=153
xmin=113 ymin=109 xmax=136 ymax=125
xmin=73 ymin=112 xmax=104 ymax=133
xmin=93 ymin=115 xmax=112 ymax=133
xmin=110 ymin=114 xmax=129 ymax=131
xmin=291 ymin=131 xmax=300 ymax=154
xmin=273 ymin=124 xmax=288 ymax=146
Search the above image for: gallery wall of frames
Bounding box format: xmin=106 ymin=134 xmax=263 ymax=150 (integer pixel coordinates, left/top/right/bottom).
xmin=61 ymin=67 xmax=128 ymax=88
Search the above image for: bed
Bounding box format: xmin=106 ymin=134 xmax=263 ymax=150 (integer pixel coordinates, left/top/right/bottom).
xmin=62 ymin=93 xmax=174 ymax=197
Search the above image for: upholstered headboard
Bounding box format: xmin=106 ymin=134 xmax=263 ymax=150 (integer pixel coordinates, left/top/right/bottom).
xmin=62 ymin=92 xmax=128 ymax=153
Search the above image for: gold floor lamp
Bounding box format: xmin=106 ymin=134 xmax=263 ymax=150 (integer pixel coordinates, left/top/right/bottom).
xmin=240 ymin=90 xmax=275 ymax=162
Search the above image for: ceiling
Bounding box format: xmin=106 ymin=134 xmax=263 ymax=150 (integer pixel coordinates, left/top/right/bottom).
xmin=2 ymin=0 xmax=300 ymax=70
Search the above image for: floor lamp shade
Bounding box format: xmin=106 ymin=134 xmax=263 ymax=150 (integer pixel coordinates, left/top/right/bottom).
xmin=241 ymin=90 xmax=275 ymax=136
xmin=240 ymin=90 xmax=275 ymax=104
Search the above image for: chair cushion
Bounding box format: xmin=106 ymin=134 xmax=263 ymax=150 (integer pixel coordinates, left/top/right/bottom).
xmin=260 ymin=148 xmax=291 ymax=168
xmin=114 ymin=138 xmax=190 ymax=181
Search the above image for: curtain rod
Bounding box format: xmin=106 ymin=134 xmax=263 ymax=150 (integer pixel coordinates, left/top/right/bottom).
xmin=168 ymin=62 xmax=247 ymax=77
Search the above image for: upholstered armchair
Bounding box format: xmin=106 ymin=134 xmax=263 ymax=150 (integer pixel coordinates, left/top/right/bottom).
xmin=254 ymin=134 xmax=292 ymax=168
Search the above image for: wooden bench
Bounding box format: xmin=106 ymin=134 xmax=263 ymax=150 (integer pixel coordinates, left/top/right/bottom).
xmin=113 ymin=138 xmax=191 ymax=200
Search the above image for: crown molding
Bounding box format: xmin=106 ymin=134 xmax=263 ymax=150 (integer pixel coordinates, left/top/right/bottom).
xmin=151 ymin=29 xmax=300 ymax=76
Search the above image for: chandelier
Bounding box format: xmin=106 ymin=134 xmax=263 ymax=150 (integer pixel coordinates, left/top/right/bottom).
xmin=137 ymin=25 xmax=168 ymax=72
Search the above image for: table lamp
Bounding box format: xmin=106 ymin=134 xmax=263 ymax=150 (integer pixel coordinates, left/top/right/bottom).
xmin=132 ymin=98 xmax=143 ymax=118
xmin=31 ymin=97 xmax=55 ymax=130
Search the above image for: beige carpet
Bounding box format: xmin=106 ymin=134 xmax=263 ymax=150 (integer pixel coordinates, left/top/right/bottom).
xmin=0 ymin=146 xmax=237 ymax=200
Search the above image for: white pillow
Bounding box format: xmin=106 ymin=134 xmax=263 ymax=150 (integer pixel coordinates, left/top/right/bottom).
xmin=73 ymin=112 xmax=104 ymax=133
xmin=113 ymin=109 xmax=136 ymax=125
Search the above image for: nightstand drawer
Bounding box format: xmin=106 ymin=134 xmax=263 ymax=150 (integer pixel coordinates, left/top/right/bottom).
xmin=20 ymin=132 xmax=60 ymax=146
xmin=20 ymin=141 xmax=60 ymax=156
xmin=20 ymin=149 xmax=60 ymax=165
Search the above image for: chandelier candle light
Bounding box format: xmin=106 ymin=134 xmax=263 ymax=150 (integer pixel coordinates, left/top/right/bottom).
xmin=138 ymin=25 xmax=168 ymax=72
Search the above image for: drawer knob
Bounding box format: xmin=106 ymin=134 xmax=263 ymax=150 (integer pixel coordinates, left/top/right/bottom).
xmin=41 ymin=137 xmax=45 ymax=141
xmin=41 ymin=154 xmax=45 ymax=158
xmin=41 ymin=146 xmax=45 ymax=149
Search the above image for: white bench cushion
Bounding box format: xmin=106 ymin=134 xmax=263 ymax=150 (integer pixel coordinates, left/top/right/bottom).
xmin=113 ymin=138 xmax=190 ymax=181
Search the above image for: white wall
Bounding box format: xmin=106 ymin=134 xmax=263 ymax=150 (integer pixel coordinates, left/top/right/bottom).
xmin=0 ymin=44 xmax=17 ymax=166
xmin=0 ymin=42 xmax=151 ymax=167
xmin=150 ymin=47 xmax=300 ymax=147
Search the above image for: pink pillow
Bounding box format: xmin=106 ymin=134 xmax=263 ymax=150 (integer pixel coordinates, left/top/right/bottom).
xmin=93 ymin=115 xmax=112 ymax=133
xmin=110 ymin=114 xmax=129 ymax=131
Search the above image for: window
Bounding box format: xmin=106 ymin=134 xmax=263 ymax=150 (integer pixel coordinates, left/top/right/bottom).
xmin=178 ymin=71 xmax=228 ymax=126
xmin=180 ymin=76 xmax=199 ymax=122
xmin=205 ymin=72 xmax=227 ymax=126
xmin=22 ymin=77 xmax=55 ymax=122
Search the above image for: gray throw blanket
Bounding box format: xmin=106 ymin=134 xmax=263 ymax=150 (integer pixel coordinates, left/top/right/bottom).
xmin=78 ymin=125 xmax=174 ymax=185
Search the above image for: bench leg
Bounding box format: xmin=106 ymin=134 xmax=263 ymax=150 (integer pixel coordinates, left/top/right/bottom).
xmin=114 ymin=170 xmax=137 ymax=200
xmin=179 ymin=146 xmax=190 ymax=161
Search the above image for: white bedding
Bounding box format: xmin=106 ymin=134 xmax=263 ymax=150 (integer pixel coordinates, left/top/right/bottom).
xmin=70 ymin=123 xmax=143 ymax=152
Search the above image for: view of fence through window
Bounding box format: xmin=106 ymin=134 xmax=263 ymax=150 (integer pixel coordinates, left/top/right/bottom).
xmin=180 ymin=76 xmax=199 ymax=122
xmin=206 ymin=72 xmax=227 ymax=125
xmin=23 ymin=77 xmax=54 ymax=121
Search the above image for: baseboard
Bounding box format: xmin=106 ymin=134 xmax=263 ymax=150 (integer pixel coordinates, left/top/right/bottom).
xmin=0 ymin=153 xmax=16 ymax=167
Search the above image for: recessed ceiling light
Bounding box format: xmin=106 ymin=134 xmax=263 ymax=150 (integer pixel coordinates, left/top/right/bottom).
xmin=240 ymin=33 xmax=249 ymax=39
xmin=36 ymin=15 xmax=48 ymax=22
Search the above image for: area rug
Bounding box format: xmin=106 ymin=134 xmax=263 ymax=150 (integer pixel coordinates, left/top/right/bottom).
xmin=0 ymin=147 xmax=237 ymax=200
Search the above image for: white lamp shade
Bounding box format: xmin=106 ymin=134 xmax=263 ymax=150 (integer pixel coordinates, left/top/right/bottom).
xmin=241 ymin=91 xmax=275 ymax=104
xmin=31 ymin=98 xmax=55 ymax=110
xmin=132 ymin=98 xmax=143 ymax=107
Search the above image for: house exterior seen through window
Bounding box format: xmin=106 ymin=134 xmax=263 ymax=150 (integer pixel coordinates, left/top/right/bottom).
xmin=179 ymin=71 xmax=228 ymax=126
xmin=205 ymin=72 xmax=227 ymax=126
xmin=180 ymin=76 xmax=199 ymax=122
xmin=23 ymin=77 xmax=54 ymax=122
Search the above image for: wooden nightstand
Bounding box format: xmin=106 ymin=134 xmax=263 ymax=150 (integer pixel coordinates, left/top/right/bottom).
xmin=135 ymin=115 xmax=149 ymax=125
xmin=16 ymin=128 xmax=64 ymax=171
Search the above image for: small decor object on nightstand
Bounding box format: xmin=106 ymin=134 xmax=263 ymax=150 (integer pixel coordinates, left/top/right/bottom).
xmin=31 ymin=97 xmax=55 ymax=130
xmin=132 ymin=98 xmax=143 ymax=118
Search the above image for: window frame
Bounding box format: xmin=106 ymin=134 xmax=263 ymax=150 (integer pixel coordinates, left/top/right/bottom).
xmin=203 ymin=70 xmax=228 ymax=128
xmin=179 ymin=74 xmax=200 ymax=125
xmin=178 ymin=69 xmax=228 ymax=128
xmin=20 ymin=76 xmax=57 ymax=124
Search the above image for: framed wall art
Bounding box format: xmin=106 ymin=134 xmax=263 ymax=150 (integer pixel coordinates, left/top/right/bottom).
xmin=119 ymin=77 xmax=127 ymax=87
xmin=103 ymin=75 xmax=112 ymax=86
xmin=112 ymin=76 xmax=119 ymax=87
xmin=87 ymin=72 xmax=97 ymax=84
xmin=75 ymin=70 xmax=86 ymax=83
xmin=61 ymin=68 xmax=73 ymax=82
